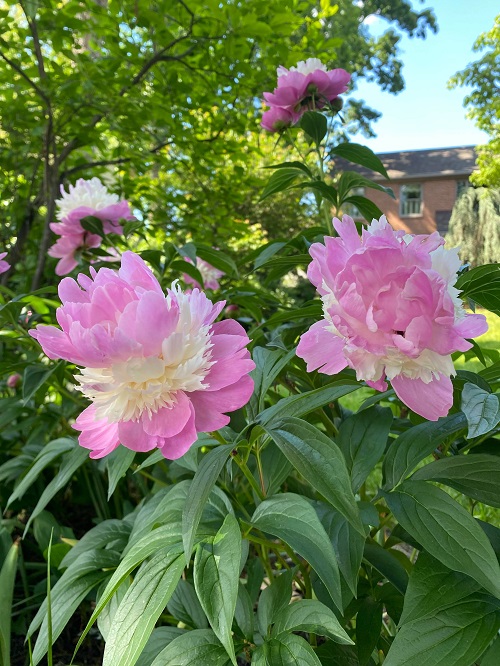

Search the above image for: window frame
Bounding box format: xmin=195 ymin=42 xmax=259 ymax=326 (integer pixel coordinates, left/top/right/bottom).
xmin=399 ymin=183 xmax=423 ymax=217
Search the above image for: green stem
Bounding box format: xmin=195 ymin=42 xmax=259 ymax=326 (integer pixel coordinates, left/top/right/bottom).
xmin=233 ymin=452 xmax=265 ymax=501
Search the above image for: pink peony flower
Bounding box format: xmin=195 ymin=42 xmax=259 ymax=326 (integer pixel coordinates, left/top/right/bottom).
xmin=261 ymin=58 xmax=350 ymax=128
xmin=0 ymin=252 xmax=10 ymax=274
xmin=183 ymin=257 xmax=224 ymax=291
xmin=7 ymin=373 xmax=22 ymax=389
xmin=261 ymin=107 xmax=301 ymax=133
xmin=296 ymin=216 xmax=488 ymax=421
xmin=48 ymin=230 xmax=102 ymax=276
xmin=30 ymin=252 xmax=255 ymax=459
xmin=54 ymin=177 xmax=133 ymax=234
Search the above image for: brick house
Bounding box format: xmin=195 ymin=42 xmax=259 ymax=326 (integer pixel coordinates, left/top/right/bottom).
xmin=336 ymin=145 xmax=477 ymax=234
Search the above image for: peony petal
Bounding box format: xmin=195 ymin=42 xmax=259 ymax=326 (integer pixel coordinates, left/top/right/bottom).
xmin=190 ymin=374 xmax=254 ymax=432
xmin=118 ymin=419 xmax=159 ymax=453
xmin=158 ymin=402 xmax=198 ymax=460
xmin=119 ymin=251 xmax=163 ymax=294
xmin=296 ymin=320 xmax=348 ymax=375
xmin=141 ymin=391 xmax=192 ymax=437
xmin=391 ymin=373 xmax=453 ymax=421
xmin=73 ymin=404 xmax=120 ymax=458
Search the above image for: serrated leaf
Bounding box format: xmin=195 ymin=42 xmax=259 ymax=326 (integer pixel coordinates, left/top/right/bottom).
xmin=103 ymin=547 xmax=185 ymax=666
xmin=266 ymin=418 xmax=364 ymax=534
xmin=194 ymin=515 xmax=241 ymax=664
xmin=330 ymin=142 xmax=389 ymax=178
xmin=251 ymin=493 xmax=342 ymax=610
xmin=150 ymin=629 xmax=228 ymax=665
xmin=461 ymin=383 xmax=500 ymax=438
xmin=384 ymin=553 xmax=500 ymax=666
xmin=337 ymin=407 xmax=392 ymax=493
xmin=182 ymin=445 xmax=233 ymax=562
xmin=383 ymin=480 xmax=500 ymax=598
xmin=412 ymin=454 xmax=500 ymax=508
xmin=272 ymin=599 xmax=352 ymax=644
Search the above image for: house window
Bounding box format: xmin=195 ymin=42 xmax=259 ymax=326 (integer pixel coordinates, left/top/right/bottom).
xmin=456 ymin=180 xmax=469 ymax=197
xmin=400 ymin=184 xmax=422 ymax=217
xmin=342 ymin=187 xmax=365 ymax=219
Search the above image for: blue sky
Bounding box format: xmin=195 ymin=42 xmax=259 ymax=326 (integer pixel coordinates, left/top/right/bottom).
xmin=352 ymin=0 xmax=499 ymax=152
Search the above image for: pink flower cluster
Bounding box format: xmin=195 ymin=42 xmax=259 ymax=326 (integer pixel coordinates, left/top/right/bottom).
xmin=297 ymin=216 xmax=488 ymax=421
xmin=49 ymin=178 xmax=133 ymax=275
xmin=262 ymin=58 xmax=350 ymax=132
xmin=0 ymin=252 xmax=10 ymax=275
xmin=30 ymin=252 xmax=254 ymax=459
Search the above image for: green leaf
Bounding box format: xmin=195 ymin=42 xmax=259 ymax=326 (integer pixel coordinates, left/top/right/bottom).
xmin=257 ymin=381 xmax=359 ymax=427
xmin=272 ymin=599 xmax=352 ymax=644
xmin=253 ymin=634 xmax=322 ymax=665
xmin=383 ymin=480 xmax=500 ymax=598
xmin=265 ymin=418 xmax=364 ymax=534
xmin=294 ymin=180 xmax=338 ymax=205
xmin=330 ymin=142 xmax=389 ymax=178
xmin=316 ymin=503 xmax=366 ymax=597
xmin=23 ymin=445 xmax=89 ymax=536
xmin=257 ymin=568 xmax=295 ymax=636
xmin=455 ymin=264 xmax=500 ymax=316
xmin=172 ymin=260 xmax=205 ymax=288
xmin=106 ymin=446 xmax=136 ymax=499
xmin=412 ymin=454 xmax=500 ymax=508
xmin=384 ymin=553 xmax=500 ymax=666
xmin=80 ymin=215 xmax=105 ymax=237
xmin=253 ymin=242 xmax=287 ymax=270
xmin=136 ymin=628 xmax=186 ymax=666
xmin=97 ymin=578 xmax=131 ymax=642
xmin=234 ymin=583 xmax=254 ymax=639
xmin=461 ymin=383 xmax=500 ymax=438
xmin=383 ymin=412 xmax=467 ymax=490
xmin=182 ymin=445 xmax=233 ymax=562
xmin=150 ymin=629 xmax=229 ymax=665
xmin=251 ymin=494 xmax=342 ymax=611
xmin=300 ymin=111 xmax=328 ymax=145
xmin=196 ymin=244 xmax=238 ymax=277
xmin=316 ymin=642 xmax=360 ymax=665
xmin=337 ymin=171 xmax=395 ymax=204
xmin=337 ymin=407 xmax=392 ymax=493
xmin=260 ymin=168 xmax=305 ymax=201
xmin=480 ymin=635 xmax=500 ymax=666
xmin=60 ymin=518 xmax=131 ymax=568
xmin=341 ymin=195 xmax=384 ymax=222
xmin=362 ymin=543 xmax=409 ymax=595
xmin=73 ymin=524 xmax=183 ymax=657
xmin=30 ymin=549 xmax=118 ymax=664
xmin=167 ymin=580 xmax=208 ymax=630
xmin=263 ymin=161 xmax=313 ymax=177
xmin=0 ymin=542 xmax=19 ymax=666
xmin=6 ymin=437 xmax=75 ymax=508
xmin=356 ymin=597 xmax=383 ymax=666
xmin=194 ymin=515 xmax=241 ymax=664
xmin=22 ymin=362 xmax=61 ymax=403
xmin=102 ymin=546 xmax=185 ymax=666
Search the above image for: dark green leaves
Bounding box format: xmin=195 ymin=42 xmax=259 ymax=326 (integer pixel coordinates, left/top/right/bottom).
xmin=456 ymin=263 xmax=500 ymax=316
xmin=330 ymin=142 xmax=389 ymax=178
xmin=337 ymin=407 xmax=392 ymax=493
xmin=461 ymin=383 xmax=500 ymax=438
xmin=0 ymin=542 xmax=19 ymax=666
xmin=272 ymin=599 xmax=352 ymax=644
xmin=384 ymin=553 xmax=500 ymax=666
xmin=260 ymin=168 xmax=305 ymax=200
xmin=80 ymin=215 xmax=105 ymax=237
xmin=257 ymin=568 xmax=294 ymax=636
xmin=300 ymin=111 xmax=328 ymax=145
xmin=383 ymin=481 xmax=500 ymax=598
xmin=251 ymin=493 xmax=342 ymax=611
xmin=412 ymin=454 xmax=500 ymax=507
xmin=253 ymin=634 xmax=322 ymax=665
xmin=194 ymin=515 xmax=241 ymax=665
xmin=150 ymin=629 xmax=229 ymax=665
xmin=265 ymin=417 xmax=364 ymax=534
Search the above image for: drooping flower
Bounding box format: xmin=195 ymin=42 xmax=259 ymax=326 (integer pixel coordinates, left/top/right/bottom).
xmin=48 ymin=178 xmax=134 ymax=275
xmin=261 ymin=57 xmax=350 ymax=131
xmin=183 ymin=257 xmax=225 ymax=291
xmin=30 ymin=252 xmax=254 ymax=459
xmin=261 ymin=107 xmax=301 ymax=133
xmin=296 ymin=215 xmax=488 ymax=421
xmin=0 ymin=252 xmax=10 ymax=274
xmin=48 ymin=230 xmax=102 ymax=276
